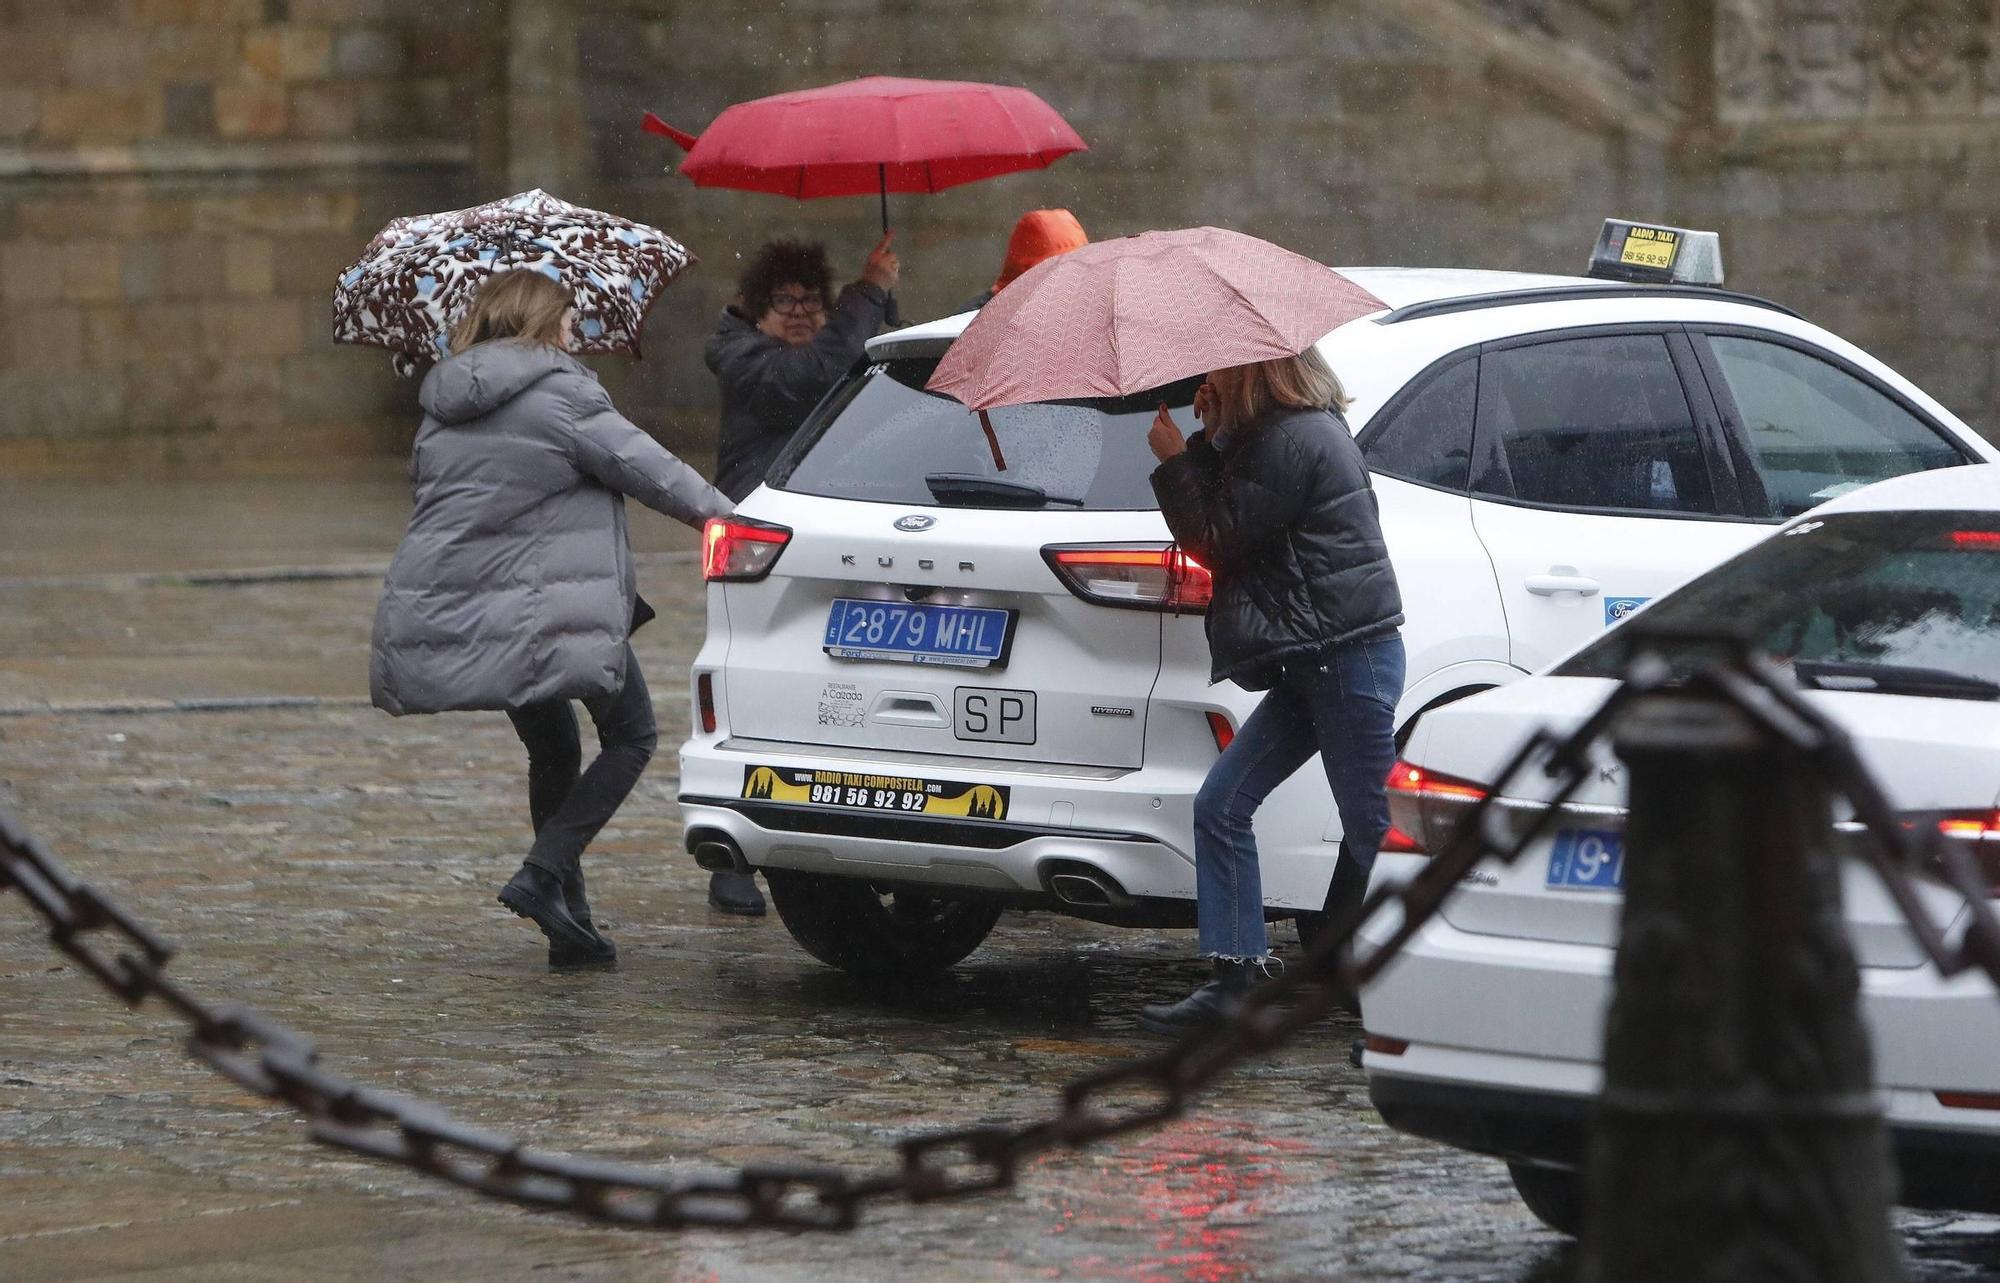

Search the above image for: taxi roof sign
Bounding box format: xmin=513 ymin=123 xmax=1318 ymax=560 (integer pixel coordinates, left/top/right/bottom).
xmin=1587 ymin=219 xmax=1723 ymax=286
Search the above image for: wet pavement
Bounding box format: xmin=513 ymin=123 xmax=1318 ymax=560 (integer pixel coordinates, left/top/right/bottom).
xmin=4 ymin=480 xmax=2000 ymax=1281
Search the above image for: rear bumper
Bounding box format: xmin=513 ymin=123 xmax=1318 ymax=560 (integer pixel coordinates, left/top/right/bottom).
xmin=676 ymin=733 xmax=1349 ymax=910
xmin=678 ymin=790 xmax=1194 ymax=903
xmin=1368 ymin=1072 xmax=2000 ymax=1215
xmin=676 ymin=736 xmax=1202 ymax=903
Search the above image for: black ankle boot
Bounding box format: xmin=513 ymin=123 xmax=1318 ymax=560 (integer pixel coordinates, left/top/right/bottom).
xmin=553 ymin=866 xmax=617 ymax=967
xmin=707 ymin=869 xmax=766 ymax=917
xmin=499 ymin=862 xmax=600 ymax=956
xmin=549 ymin=933 xmax=617 ymax=969
xmin=563 ymin=865 xmax=595 ymax=930
xmin=1138 ymin=958 xmax=1254 ymax=1037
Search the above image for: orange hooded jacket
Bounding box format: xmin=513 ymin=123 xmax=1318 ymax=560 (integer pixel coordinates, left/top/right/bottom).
xmin=993 ymin=209 xmax=1088 ymax=293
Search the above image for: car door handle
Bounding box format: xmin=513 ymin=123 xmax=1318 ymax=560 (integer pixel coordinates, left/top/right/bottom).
xmin=1524 ymin=571 xmax=1601 ymax=597
xmin=871 ymin=693 xmax=948 ymax=727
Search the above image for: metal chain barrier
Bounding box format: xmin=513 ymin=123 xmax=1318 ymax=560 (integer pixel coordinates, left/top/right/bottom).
xmin=6 ymin=636 xmax=2000 ymax=1231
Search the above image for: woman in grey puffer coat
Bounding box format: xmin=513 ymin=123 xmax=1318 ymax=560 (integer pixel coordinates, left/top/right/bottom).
xmin=371 ymin=269 xmax=730 ymax=968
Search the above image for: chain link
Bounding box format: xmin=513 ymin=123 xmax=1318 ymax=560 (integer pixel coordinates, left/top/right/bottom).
xmin=6 ymin=639 xmax=2000 ymax=1231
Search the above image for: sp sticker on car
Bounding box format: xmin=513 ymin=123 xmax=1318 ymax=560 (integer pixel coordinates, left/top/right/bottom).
xmin=742 ymin=765 xmax=1009 ymax=820
xmin=1603 ymin=596 xmax=1650 ymax=626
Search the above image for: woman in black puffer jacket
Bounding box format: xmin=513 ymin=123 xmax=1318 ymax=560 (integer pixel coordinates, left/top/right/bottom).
xmin=1138 ymin=347 xmax=1405 ymax=1036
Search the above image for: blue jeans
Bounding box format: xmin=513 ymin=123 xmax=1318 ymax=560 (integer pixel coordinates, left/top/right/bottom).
xmin=1193 ymin=633 xmax=1406 ymax=961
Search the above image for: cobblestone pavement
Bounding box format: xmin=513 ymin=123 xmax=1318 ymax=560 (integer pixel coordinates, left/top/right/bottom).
xmin=3 ymin=483 xmax=2000 ymax=1281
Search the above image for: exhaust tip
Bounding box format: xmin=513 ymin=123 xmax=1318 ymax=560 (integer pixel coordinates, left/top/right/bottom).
xmin=689 ymin=832 xmax=748 ymax=874
xmin=1049 ymin=872 xmax=1111 ymax=906
xmin=1046 ymin=865 xmax=1133 ymax=909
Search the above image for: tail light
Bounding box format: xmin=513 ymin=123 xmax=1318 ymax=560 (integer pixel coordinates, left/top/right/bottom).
xmin=1948 ymin=530 xmax=2000 ymax=549
xmin=1938 ymin=808 xmax=2000 ymax=896
xmin=702 ymin=517 xmax=791 ymax=582
xmin=1043 ymin=545 xmax=1212 ymax=612
xmin=695 ymin=672 xmax=717 ymax=734
xmin=1384 ymin=759 xmax=1489 ymax=856
xmin=1206 ymin=711 xmax=1235 ymax=752
xmin=1937 ymin=1090 xmax=2000 ymax=1110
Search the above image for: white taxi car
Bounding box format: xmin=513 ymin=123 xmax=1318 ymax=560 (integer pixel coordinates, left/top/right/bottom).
xmin=677 ymin=223 xmax=1998 ymax=976
xmin=1361 ymin=465 xmax=2000 ymax=1232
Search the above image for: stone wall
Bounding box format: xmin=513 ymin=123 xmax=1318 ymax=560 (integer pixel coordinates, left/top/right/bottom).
xmin=0 ymin=0 xmax=488 ymax=475
xmin=1686 ymin=0 xmax=2000 ymax=438
xmin=0 ymin=0 xmax=1993 ymax=477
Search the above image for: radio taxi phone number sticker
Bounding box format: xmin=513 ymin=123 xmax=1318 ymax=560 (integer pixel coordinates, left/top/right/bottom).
xmin=1619 ymin=225 xmax=1679 ymax=270
xmin=742 ymin=765 xmax=1009 ymax=820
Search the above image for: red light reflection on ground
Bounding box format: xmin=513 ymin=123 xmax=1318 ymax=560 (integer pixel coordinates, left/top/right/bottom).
xmin=1032 ymin=1124 xmax=1316 ymax=1281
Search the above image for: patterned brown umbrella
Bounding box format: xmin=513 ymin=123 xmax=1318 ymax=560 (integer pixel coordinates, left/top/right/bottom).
xmin=332 ymin=189 xmax=696 ymax=371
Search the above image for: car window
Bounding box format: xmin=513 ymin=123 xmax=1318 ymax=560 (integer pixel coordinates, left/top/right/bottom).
xmin=773 ymin=357 xmax=1196 ymax=510
xmin=1706 ymin=336 xmax=1967 ymax=520
xmin=1472 ymin=334 xmax=1718 ymax=516
xmin=1559 ymin=511 xmax=2000 ymax=693
xmin=1361 ymin=357 xmax=1475 ymax=492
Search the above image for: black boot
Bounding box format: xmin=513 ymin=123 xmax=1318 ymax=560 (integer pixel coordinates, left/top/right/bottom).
xmin=499 ymin=862 xmax=602 ymax=958
xmin=1138 ymin=958 xmax=1254 ymax=1037
xmin=549 ymin=866 xmax=616 ymax=969
xmin=1321 ymin=844 xmax=1368 ymax=1017
xmin=707 ymin=869 xmax=766 ymax=917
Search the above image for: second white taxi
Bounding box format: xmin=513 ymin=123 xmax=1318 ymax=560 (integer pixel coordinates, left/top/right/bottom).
xmin=1362 ymin=464 xmax=2000 ymax=1233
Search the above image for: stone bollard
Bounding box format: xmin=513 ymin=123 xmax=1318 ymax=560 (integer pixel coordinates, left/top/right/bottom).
xmin=1580 ymin=686 xmax=1904 ymax=1283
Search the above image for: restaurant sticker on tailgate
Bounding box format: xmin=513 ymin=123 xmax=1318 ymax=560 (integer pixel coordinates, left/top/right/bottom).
xmin=743 ymin=765 xmax=1009 ymax=820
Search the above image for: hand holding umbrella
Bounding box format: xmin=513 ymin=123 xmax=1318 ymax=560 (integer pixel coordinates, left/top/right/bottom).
xmin=1148 ymin=403 xmax=1188 ymax=462
xmin=860 ymin=229 xmax=901 ymax=294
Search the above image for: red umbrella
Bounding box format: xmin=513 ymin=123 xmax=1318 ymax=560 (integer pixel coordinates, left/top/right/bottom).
xmin=927 ymin=227 xmax=1387 ymax=412
xmin=643 ymin=76 xmax=1086 ymax=232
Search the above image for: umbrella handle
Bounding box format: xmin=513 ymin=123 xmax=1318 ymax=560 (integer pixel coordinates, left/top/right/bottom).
xmin=642 ymin=111 xmax=698 ymax=151
xmin=977 ymin=410 xmax=1008 ymax=473
xmin=876 ymin=164 xmax=904 ymax=327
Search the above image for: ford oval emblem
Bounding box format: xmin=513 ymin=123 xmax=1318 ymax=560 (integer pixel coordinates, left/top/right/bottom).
xmin=894 ymin=514 xmax=936 ymax=532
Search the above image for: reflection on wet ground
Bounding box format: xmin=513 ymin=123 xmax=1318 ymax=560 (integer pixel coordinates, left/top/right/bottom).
xmin=1 ymin=488 xmax=1998 ymax=1279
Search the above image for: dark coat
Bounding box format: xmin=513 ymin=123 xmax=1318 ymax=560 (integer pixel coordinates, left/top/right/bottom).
xmin=370 ymin=342 xmax=730 ymax=716
xmin=1150 ymin=405 xmax=1403 ymax=690
xmin=704 ymin=282 xmax=888 ymax=501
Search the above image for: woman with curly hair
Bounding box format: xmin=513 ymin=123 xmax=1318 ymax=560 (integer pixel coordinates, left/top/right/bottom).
xmin=698 ymin=233 xmax=899 ymax=916
xmin=704 ymin=234 xmax=899 ymax=504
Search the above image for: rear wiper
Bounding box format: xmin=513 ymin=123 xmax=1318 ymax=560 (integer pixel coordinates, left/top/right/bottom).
xmin=1793 ymin=658 xmax=2000 ymax=701
xmin=923 ymin=473 xmax=1085 ymax=509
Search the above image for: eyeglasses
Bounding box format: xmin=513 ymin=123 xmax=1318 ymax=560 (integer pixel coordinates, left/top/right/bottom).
xmin=766 ymin=291 xmax=825 ymax=316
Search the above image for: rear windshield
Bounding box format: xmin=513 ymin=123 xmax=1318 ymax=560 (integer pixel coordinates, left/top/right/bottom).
xmin=771 ymin=356 xmax=1199 ymax=510
xmin=1559 ymin=511 xmax=2000 ymax=693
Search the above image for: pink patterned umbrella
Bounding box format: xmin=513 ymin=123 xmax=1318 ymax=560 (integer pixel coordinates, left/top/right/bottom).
xmin=333 ymin=189 xmax=695 ymax=371
xmin=926 ymin=227 xmax=1385 ymax=411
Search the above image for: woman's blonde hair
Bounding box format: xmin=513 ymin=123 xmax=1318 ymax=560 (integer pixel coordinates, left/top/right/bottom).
xmin=450 ymin=269 xmax=573 ymax=354
xmin=1211 ymin=347 xmax=1351 ymax=434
